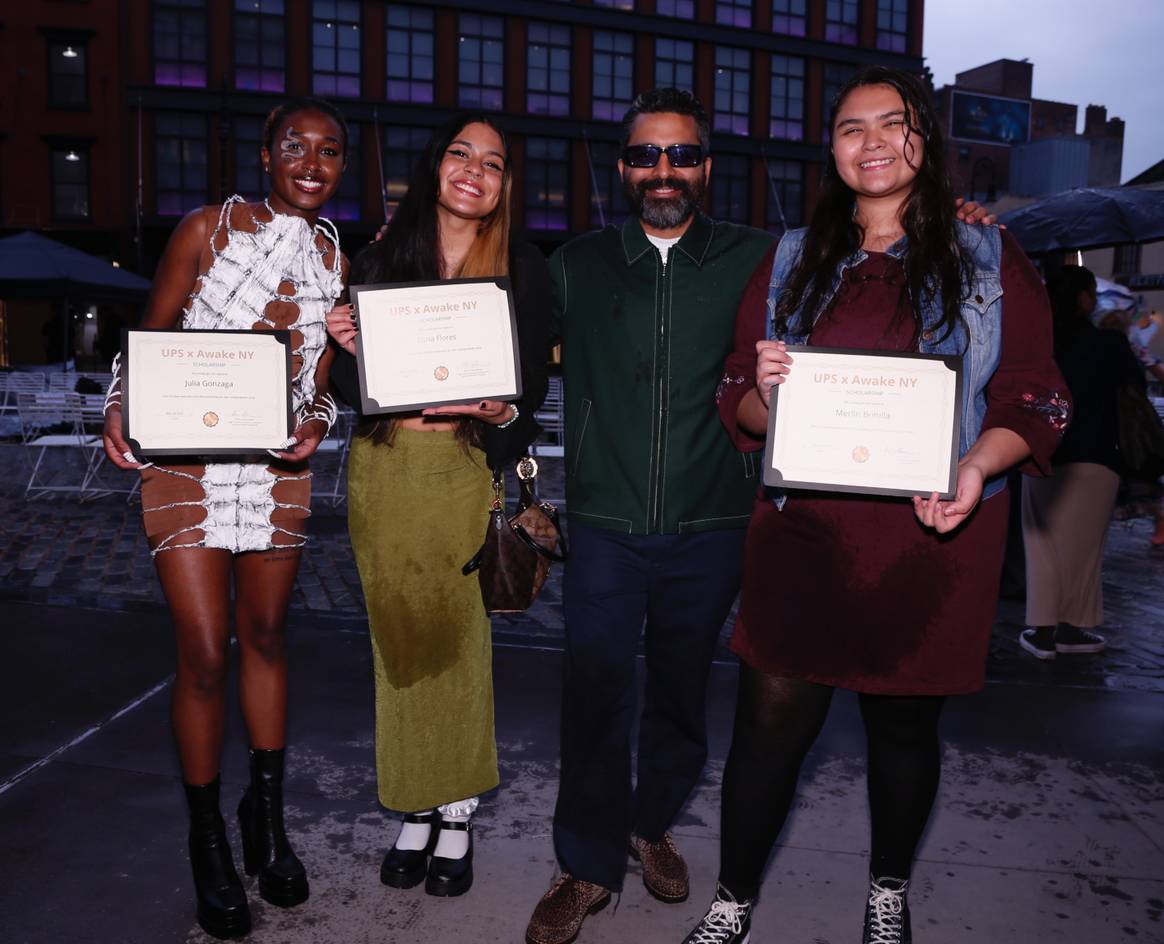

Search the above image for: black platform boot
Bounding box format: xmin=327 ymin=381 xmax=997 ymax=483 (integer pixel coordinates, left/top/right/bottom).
xmin=237 ymin=748 xmax=309 ymax=908
xmin=184 ymin=777 xmax=251 ymax=940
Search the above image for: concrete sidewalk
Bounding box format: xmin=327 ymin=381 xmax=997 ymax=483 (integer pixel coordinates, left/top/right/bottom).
xmin=1 ymin=443 xmax=1162 ymax=943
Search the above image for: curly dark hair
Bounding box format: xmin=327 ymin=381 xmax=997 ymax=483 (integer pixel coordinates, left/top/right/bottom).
xmin=774 ymin=66 xmax=973 ymax=347
xmin=619 ymin=88 xmax=711 ymax=152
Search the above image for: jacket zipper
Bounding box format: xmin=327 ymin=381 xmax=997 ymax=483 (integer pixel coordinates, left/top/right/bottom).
xmin=650 ymin=253 xmax=669 ymax=531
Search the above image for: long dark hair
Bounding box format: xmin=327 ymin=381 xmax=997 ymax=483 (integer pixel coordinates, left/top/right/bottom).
xmin=1045 ymin=264 xmax=1096 ymax=355
xmin=353 ymin=113 xmax=513 ymax=447
xmin=775 ymin=66 xmax=972 ymax=345
xmin=352 ymin=112 xmax=512 ymax=285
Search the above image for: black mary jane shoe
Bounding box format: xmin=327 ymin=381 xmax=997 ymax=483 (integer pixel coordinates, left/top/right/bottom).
xmin=425 ymin=819 xmax=473 ymax=897
xmin=381 ymin=811 xmax=439 ymax=889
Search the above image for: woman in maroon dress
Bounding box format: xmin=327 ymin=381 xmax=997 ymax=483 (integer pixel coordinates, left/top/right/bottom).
xmin=681 ymin=68 xmax=1069 ymax=944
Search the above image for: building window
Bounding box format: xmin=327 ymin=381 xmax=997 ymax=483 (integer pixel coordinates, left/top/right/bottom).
xmin=713 ymin=46 xmax=750 ymax=136
xmin=711 ymin=153 xmax=749 ymax=224
xmin=528 ymin=22 xmax=571 ymax=117
xmin=525 ymin=137 xmax=570 ymax=231
xmin=592 ymin=32 xmax=634 ymax=122
xmin=769 ymin=55 xmax=805 ymax=141
xmin=656 ymin=0 xmax=695 ymax=17
xmin=383 ymin=125 xmax=429 ymax=220
xmin=715 ymin=0 xmax=752 ymax=28
xmin=153 ymin=0 xmax=207 ymax=87
xmin=765 ymin=158 xmax=804 ymax=231
xmin=1114 ymin=243 xmax=1142 ymax=276
xmin=48 ymin=41 xmax=88 ymax=108
xmin=822 ymin=61 xmax=856 ymax=142
xmin=825 ymin=0 xmax=859 ymax=45
xmin=312 ymin=0 xmax=360 ymax=98
xmin=593 ymin=0 xmax=634 ymax=8
xmin=586 ymin=139 xmax=630 ymax=228
xmin=876 ymin=0 xmax=909 ymax=52
xmin=235 ymin=0 xmax=285 ymax=92
xmin=655 ymin=38 xmax=694 ymax=93
xmin=386 ymin=5 xmax=434 ymax=104
xmin=52 ymin=148 xmax=90 ymax=220
xmin=155 ymin=112 xmax=208 ymax=217
xmin=458 ymin=14 xmax=504 ymax=110
xmin=322 ymin=123 xmax=360 ymax=221
xmin=772 ymin=0 xmax=807 ymax=36
xmin=233 ymin=116 xmax=264 ymax=200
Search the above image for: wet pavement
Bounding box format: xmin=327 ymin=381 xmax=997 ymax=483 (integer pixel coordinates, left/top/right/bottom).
xmin=1 ymin=443 xmax=1162 ymax=943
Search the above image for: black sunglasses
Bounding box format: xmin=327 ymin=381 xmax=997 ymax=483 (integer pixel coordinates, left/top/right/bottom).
xmin=621 ymin=143 xmax=706 ymax=169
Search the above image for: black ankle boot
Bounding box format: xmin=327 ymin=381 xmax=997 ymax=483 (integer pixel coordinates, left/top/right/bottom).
xmin=184 ymin=777 xmax=251 ymax=940
xmin=381 ymin=811 xmax=439 ymax=888
xmin=425 ymin=818 xmax=473 ymax=897
xmin=237 ymin=748 xmax=309 ymax=908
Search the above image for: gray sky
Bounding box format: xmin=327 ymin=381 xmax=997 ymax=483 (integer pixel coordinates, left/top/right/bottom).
xmin=923 ymin=0 xmax=1162 ymax=182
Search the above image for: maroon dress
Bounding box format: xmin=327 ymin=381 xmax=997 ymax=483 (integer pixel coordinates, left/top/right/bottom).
xmin=717 ymin=233 xmax=1068 ymax=695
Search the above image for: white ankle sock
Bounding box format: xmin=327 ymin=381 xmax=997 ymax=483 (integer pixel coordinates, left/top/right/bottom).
xmin=394 ymin=811 xmax=433 ymax=851
xmin=433 ymin=814 xmax=470 ymax=859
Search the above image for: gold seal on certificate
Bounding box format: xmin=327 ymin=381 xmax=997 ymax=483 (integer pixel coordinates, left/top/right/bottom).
xmin=121 ymin=329 xmax=294 ymax=457
xmin=350 ymin=278 xmax=522 ymax=414
xmin=763 ymin=346 xmax=963 ymax=499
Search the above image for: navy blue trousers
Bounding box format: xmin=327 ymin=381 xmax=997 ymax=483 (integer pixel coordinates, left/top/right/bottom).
xmin=552 ymin=520 xmax=746 ymax=890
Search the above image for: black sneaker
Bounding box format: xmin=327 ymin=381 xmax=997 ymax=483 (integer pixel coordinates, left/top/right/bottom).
xmin=863 ymin=875 xmax=911 ymax=944
xmin=1019 ymin=627 xmax=1056 ymax=661
xmin=681 ymin=883 xmax=752 ymax=944
xmin=1054 ymin=625 xmax=1106 ymax=654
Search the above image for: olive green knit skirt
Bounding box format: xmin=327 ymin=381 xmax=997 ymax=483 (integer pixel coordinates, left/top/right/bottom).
xmin=347 ymin=429 xmax=498 ymax=812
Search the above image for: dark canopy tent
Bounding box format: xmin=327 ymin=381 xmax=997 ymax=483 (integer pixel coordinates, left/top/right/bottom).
xmin=998 ymin=186 xmax=1164 ymax=254
xmin=0 ymin=231 xmax=152 ymax=368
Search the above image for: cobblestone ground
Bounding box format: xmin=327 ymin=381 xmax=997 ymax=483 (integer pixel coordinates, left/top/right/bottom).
xmin=2 ymin=443 xmax=1161 ymax=692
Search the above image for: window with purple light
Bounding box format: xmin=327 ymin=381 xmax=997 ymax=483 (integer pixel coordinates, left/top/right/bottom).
xmin=821 ymin=61 xmax=855 ymax=143
xmin=715 ymin=0 xmax=752 ymax=28
xmin=713 ymin=46 xmax=750 ymax=136
xmin=710 ymin=153 xmax=750 ymax=224
xmin=655 ymin=38 xmax=694 ymax=93
xmin=387 ymin=6 xmax=434 ymax=104
xmin=769 ymin=54 xmax=804 ymax=141
xmin=592 ymin=31 xmax=633 ymax=122
xmin=322 ymin=123 xmax=361 ymax=221
xmin=876 ymin=0 xmax=909 ymax=53
xmin=383 ymin=125 xmax=429 ymax=220
xmin=155 ymin=112 xmax=208 ymax=217
xmin=765 ymin=158 xmax=804 ymax=232
xmin=235 ymin=0 xmax=285 ymax=93
xmin=825 ymin=0 xmax=859 ymax=45
xmin=528 ymin=22 xmax=571 ymax=117
xmin=772 ymin=0 xmax=807 ymax=36
xmin=233 ymin=116 xmax=264 ymax=200
xmin=656 ymin=0 xmax=694 ymax=18
xmin=313 ymin=0 xmax=361 ymax=98
xmin=586 ymin=139 xmax=629 ymax=229
xmin=153 ymin=0 xmax=207 ymax=88
xmin=525 ymin=137 xmax=570 ymax=231
xmin=52 ymin=148 xmax=90 ymax=220
xmin=458 ymin=14 xmax=504 ymax=110
xmin=592 ymin=0 xmax=634 ymax=9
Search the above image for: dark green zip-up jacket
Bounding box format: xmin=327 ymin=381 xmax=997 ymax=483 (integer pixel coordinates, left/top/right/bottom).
xmin=550 ymin=213 xmax=774 ymax=535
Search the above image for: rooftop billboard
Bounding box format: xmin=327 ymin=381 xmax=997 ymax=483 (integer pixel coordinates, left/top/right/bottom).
xmin=949 ymin=91 xmax=1031 ymax=146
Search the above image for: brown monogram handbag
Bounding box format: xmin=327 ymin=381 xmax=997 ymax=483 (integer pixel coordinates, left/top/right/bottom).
xmin=462 ymin=456 xmax=568 ymax=614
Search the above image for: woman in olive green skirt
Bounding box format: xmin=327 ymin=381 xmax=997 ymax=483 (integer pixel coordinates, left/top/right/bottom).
xmin=326 ymin=114 xmax=552 ymax=898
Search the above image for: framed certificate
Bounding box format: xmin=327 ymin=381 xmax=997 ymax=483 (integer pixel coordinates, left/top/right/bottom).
xmin=351 ymin=277 xmax=522 ymax=414
xmin=122 ymin=329 xmax=294 ymax=457
xmin=763 ymin=346 xmax=963 ymax=499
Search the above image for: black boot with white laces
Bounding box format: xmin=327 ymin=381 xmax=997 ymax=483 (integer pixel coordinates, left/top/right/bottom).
xmin=862 ymin=875 xmax=912 ymax=944
xmin=681 ymin=883 xmax=752 ymax=944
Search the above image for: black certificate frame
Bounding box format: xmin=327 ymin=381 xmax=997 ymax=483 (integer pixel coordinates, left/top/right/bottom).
xmin=762 ymin=345 xmax=964 ymax=500
xmin=121 ymin=328 xmax=294 ymax=458
xmin=350 ymin=277 xmax=523 ymax=415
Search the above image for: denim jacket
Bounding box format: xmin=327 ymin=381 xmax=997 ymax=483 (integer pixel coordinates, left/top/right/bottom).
xmin=766 ymin=221 xmax=1007 ymax=502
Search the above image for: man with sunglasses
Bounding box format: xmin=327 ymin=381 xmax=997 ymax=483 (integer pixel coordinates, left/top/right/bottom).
xmin=526 ymin=88 xmax=774 ymax=944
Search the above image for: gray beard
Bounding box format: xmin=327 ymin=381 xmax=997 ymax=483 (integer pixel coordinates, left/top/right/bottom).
xmin=626 ymin=176 xmax=707 ymax=230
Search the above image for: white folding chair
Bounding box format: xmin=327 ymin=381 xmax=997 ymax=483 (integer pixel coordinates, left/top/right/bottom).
xmin=313 ymin=407 xmax=355 ymax=507
xmin=532 ymin=375 xmax=565 ymax=458
xmin=17 ymin=393 xmax=103 ymax=500
xmin=1 ymin=373 xmax=46 ymax=417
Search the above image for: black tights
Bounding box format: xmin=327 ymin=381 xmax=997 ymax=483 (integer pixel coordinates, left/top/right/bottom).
xmin=718 ymin=666 xmax=945 ymax=901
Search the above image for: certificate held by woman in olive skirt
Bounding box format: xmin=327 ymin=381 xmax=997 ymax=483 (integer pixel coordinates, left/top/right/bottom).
xmin=122 ymin=329 xmax=294 ymax=457
xmin=764 ymin=347 xmax=963 ymax=499
xmin=351 ymin=278 xmax=522 ymax=414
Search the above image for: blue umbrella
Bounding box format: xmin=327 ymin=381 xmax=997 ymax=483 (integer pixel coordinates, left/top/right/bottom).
xmin=0 ymin=231 xmax=151 ymax=301
xmin=998 ymin=186 xmax=1164 ymax=254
